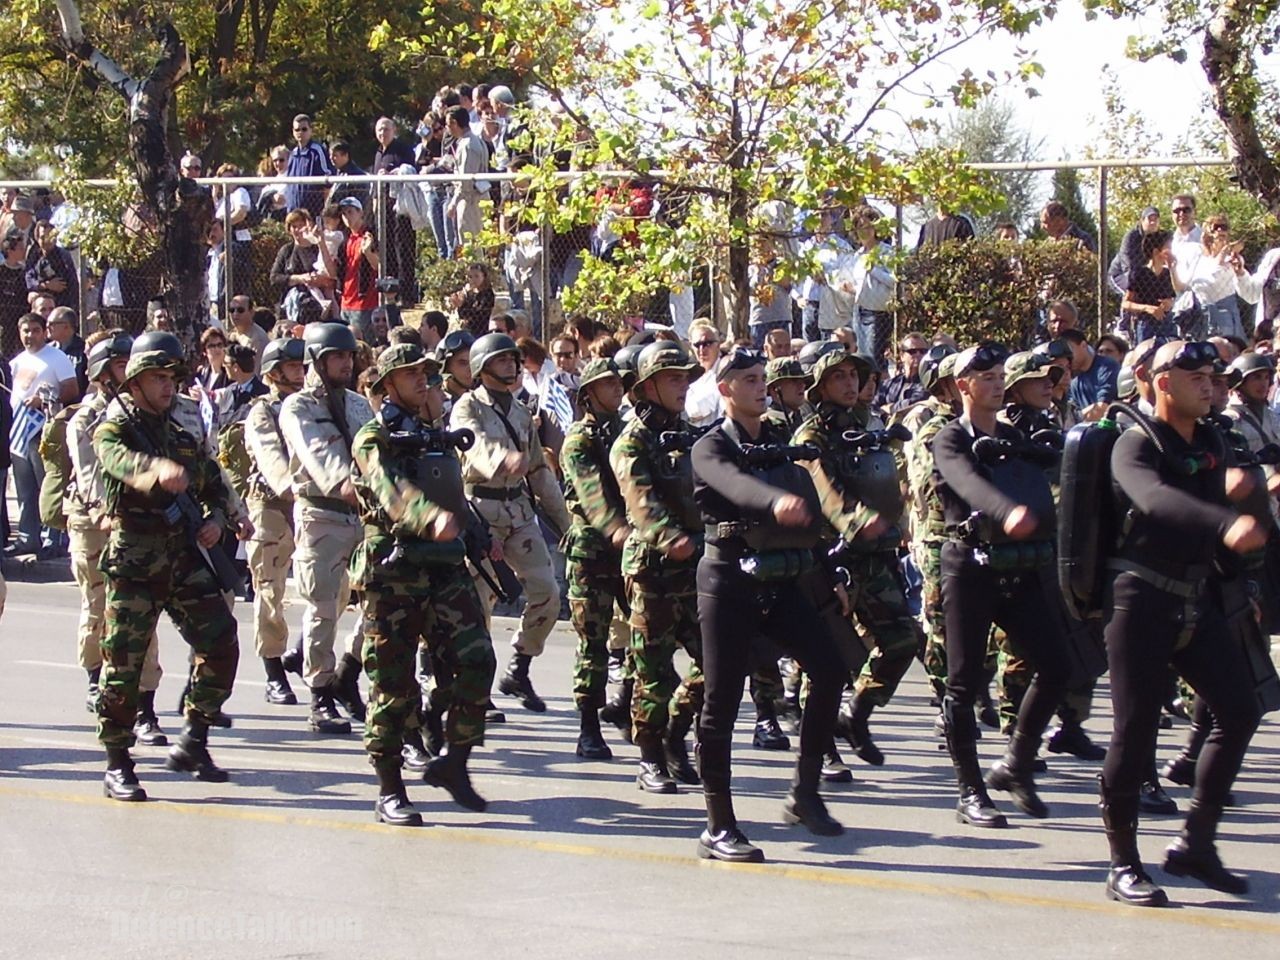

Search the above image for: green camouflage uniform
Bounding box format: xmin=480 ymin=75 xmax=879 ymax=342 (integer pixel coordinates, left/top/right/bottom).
xmin=795 ymin=402 xmax=922 ymax=705
xmin=93 ymin=397 xmax=239 ymax=748
xmin=560 ymin=404 xmax=629 ymax=713
xmin=349 ymin=410 xmax=497 ymax=764
xmin=610 ymin=405 xmax=704 ymax=743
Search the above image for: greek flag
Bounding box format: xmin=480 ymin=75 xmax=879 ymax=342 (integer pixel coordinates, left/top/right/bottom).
xmin=9 ymin=402 xmax=46 ymax=459
xmin=542 ymin=376 xmax=574 ymax=432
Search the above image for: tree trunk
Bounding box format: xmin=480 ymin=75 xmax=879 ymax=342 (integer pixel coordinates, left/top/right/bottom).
xmin=54 ymin=4 xmax=211 ymax=348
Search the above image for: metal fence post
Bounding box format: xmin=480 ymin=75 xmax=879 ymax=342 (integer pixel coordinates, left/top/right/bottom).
xmin=221 ymin=187 xmax=234 ymax=326
xmin=1097 ymin=165 xmax=1108 ymax=337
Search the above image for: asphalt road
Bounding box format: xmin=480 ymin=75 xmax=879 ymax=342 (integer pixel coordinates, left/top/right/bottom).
xmin=0 ymin=573 xmax=1277 ymax=959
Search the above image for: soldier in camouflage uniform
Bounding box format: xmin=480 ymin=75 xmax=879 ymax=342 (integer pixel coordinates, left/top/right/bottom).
xmin=279 ymin=323 xmax=375 ymax=734
xmin=560 ymin=358 xmax=631 ymax=760
xmin=66 ymin=332 xmax=165 ymax=742
xmin=242 ymin=337 xmax=306 ymax=705
xmin=450 ymin=333 xmax=572 ymax=713
xmin=94 ymin=332 xmax=242 ymax=801
xmin=350 ymin=343 xmax=498 ymax=825
xmin=611 ymin=341 xmax=707 ymax=793
xmin=763 ymin=357 xmax=808 ymax=435
xmin=795 ymin=348 xmax=923 ymax=766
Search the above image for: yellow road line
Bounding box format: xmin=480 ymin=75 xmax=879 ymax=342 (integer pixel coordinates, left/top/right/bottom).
xmin=0 ymin=783 xmax=1277 ymax=935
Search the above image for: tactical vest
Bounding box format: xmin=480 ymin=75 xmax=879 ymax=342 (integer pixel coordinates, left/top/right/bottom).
xmin=644 ymin=420 xmax=702 ymax=533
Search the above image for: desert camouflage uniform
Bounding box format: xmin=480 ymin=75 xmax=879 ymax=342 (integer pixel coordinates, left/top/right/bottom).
xmin=278 ymin=368 xmax=374 ymax=688
xmin=449 ymin=384 xmax=572 ymax=656
xmin=93 ymin=397 xmax=239 ymax=748
xmin=610 ymin=405 xmax=705 ymax=743
xmin=66 ymin=391 xmax=162 ymax=692
xmin=796 ymin=402 xmax=922 ymax=705
xmin=243 ymin=388 xmax=297 ymax=659
xmin=350 ymin=414 xmax=497 ymax=764
xmin=560 ymin=406 xmax=629 ymax=712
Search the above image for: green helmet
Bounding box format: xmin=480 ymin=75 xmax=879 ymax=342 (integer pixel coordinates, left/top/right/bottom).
xmin=765 ymin=357 xmax=806 ymax=387
xmin=918 ymin=343 xmax=957 ymax=394
xmin=1003 ymin=350 xmax=1063 ymax=393
xmin=303 ymin=322 xmax=358 ymax=365
xmin=1227 ymin=351 xmax=1274 ymax=389
xmin=261 ymin=337 xmax=305 ymax=376
xmin=937 ymin=353 xmax=959 ymax=382
xmin=805 ymin=349 xmax=870 ymax=404
xmin=578 ymin=357 xmax=621 ymax=390
xmin=86 ymin=332 xmax=134 ymax=382
xmin=469 ymin=332 xmax=520 ymax=381
xmin=634 ymin=341 xmax=698 ymax=387
xmin=124 ymin=330 xmax=186 ymax=383
xmin=797 ymin=339 xmax=845 ymax=376
xmin=373 ymin=342 xmax=431 ymax=386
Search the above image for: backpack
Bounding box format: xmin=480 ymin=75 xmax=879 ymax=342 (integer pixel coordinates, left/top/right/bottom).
xmin=38 ymin=404 xmax=80 ymax=531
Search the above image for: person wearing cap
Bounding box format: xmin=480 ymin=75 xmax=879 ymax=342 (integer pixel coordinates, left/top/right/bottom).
xmin=347 ymin=343 xmax=498 ymax=824
xmin=794 ymin=347 xmax=922 ymax=768
xmin=932 ymin=341 xmax=1073 ymax=828
xmin=278 ymin=322 xmax=376 ymax=734
xmin=1095 ymin=340 xmax=1266 ymax=906
xmin=333 ymin=197 xmax=380 ymax=341
xmin=242 ymin=337 xmax=307 ymax=706
xmin=691 ymin=346 xmax=850 ymax=861
xmin=450 ymin=332 xmax=572 ymax=714
xmin=7 ymin=194 xmax=37 ymax=245
xmin=609 ymin=340 xmax=708 ymax=793
xmin=559 ymin=357 xmax=631 ymax=760
xmin=93 ymin=332 xmax=243 ymax=799
xmin=762 ymin=357 xmax=808 ymax=435
xmin=65 ymin=330 xmax=163 ymax=737
xmin=1108 ymin=206 xmax=1162 ymax=297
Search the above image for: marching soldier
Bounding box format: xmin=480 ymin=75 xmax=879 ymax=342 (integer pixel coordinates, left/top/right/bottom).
xmin=450 ymin=332 xmax=572 ymax=713
xmin=763 ymin=357 xmax=808 ymax=435
xmin=66 ymin=332 xmax=165 ymax=742
xmin=350 ymin=343 xmax=498 ymax=824
xmin=243 ymin=337 xmax=306 ymax=704
xmin=94 ymin=332 xmax=242 ymax=800
xmin=610 ymin=341 xmax=707 ymax=792
xmin=795 ymin=348 xmax=924 ymax=766
xmin=436 ymin=329 xmax=475 ymax=419
xmin=560 ymin=358 xmax=631 ymax=759
xmin=278 ymin=323 xmax=374 ymax=734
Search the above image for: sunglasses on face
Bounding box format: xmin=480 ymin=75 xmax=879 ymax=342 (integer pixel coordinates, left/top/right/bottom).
xmin=902 ymin=347 xmax=927 ymax=356
xmin=229 ymin=306 xmax=248 ymax=313
xmin=1172 ymin=206 xmax=1192 ymax=214
xmin=294 ymin=126 xmax=310 ymax=132
xmin=692 ymin=339 xmax=720 ymax=349
xmin=1150 ymin=340 xmax=1220 ymax=374
xmin=207 ymin=342 xmax=226 ymax=350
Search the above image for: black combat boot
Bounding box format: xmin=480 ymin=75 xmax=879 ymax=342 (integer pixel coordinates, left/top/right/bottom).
xmin=944 ymin=696 xmax=1007 ymax=828
xmin=103 ymin=747 xmax=147 ymax=802
xmin=783 ymin=756 xmax=844 ymax=836
xmin=752 ymin=695 xmax=790 ymax=751
xmin=837 ymin=693 xmax=885 ymax=766
xmin=986 ymin=731 xmax=1050 ymax=818
xmin=698 ymin=792 xmax=764 ymax=863
xmin=599 ymin=677 xmax=634 ymax=740
xmin=86 ymin=666 xmax=101 ymax=713
xmin=333 ymin=652 xmax=367 ymax=722
xmin=497 ymin=652 xmax=546 ymax=712
xmin=374 ymin=759 xmax=423 ymax=827
xmin=262 ymin=657 xmax=297 ymax=705
xmin=1100 ymin=777 xmax=1168 ymax=907
xmin=402 ymin=715 xmax=432 ymax=774
xmin=423 ymin=743 xmax=487 ymax=812
xmin=1161 ymin=704 xmax=1211 ymax=787
xmin=976 ymin=689 xmax=999 ymax=729
xmin=635 ymin=731 xmax=677 ymax=794
xmin=1163 ymin=800 xmax=1249 ymax=894
xmin=132 ymin=690 xmax=168 ymax=746
xmin=576 ymin=704 xmax=613 ymax=760
xmin=280 ymin=639 xmax=304 ymax=677
xmin=821 ymin=742 xmax=854 ymax=783
xmin=664 ymin=712 xmax=700 ymax=785
xmin=308 ymin=685 xmax=352 ymax=735
xmin=165 ymin=716 xmax=229 ymax=782
xmin=1047 ymin=720 xmax=1107 ymax=761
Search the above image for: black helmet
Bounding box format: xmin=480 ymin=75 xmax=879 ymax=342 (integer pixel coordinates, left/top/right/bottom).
xmin=435 ymin=329 xmax=475 ymax=367
xmin=303 ymin=322 xmax=358 ymax=365
xmin=469 ymin=332 xmax=520 ymax=381
xmin=918 ymin=343 xmax=958 ymax=394
xmin=261 ymin=337 xmax=305 ymax=376
xmin=86 ymin=332 xmax=134 ymax=382
xmin=614 ymin=343 xmax=644 ymax=391
xmin=124 ymin=331 xmax=186 ymax=382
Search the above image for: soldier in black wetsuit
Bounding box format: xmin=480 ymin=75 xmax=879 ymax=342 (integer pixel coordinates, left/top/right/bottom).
xmin=932 ymin=343 xmax=1072 ymax=828
xmin=691 ymin=347 xmax=849 ymax=863
xmin=1099 ymin=340 xmax=1266 ymax=907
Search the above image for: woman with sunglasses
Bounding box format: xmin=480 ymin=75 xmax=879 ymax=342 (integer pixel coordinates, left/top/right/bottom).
xmin=1096 ymin=339 xmax=1265 ymax=906
xmin=1176 ymin=215 xmax=1264 ymax=341
xmin=195 ymin=328 xmax=231 ymax=393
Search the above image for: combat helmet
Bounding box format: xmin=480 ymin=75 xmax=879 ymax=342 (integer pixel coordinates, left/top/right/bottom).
xmin=86 ymin=331 xmax=134 ymax=382
xmin=469 ymin=332 xmax=521 ymax=381
xmin=303 ymin=322 xmax=358 ymax=365
xmin=123 ymin=330 xmax=186 ymax=383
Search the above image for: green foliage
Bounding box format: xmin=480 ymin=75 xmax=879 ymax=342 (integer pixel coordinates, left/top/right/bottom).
xmin=940 ymin=99 xmax=1044 ymax=234
xmin=896 ymin=237 xmax=1099 ymax=345
xmin=1049 ymin=168 xmax=1098 ymax=239
xmin=416 ymin=252 xmax=471 ymax=307
xmin=54 ymin=162 xmax=160 ymax=269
